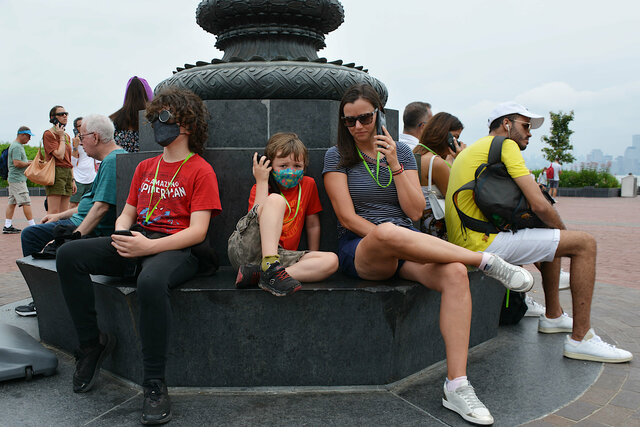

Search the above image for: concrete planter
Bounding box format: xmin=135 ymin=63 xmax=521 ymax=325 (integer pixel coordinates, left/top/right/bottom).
xmin=558 ymin=186 xmax=620 ymax=197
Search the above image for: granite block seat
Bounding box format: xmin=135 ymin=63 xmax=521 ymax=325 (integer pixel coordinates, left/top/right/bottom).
xmin=16 ymin=257 xmax=505 ymax=387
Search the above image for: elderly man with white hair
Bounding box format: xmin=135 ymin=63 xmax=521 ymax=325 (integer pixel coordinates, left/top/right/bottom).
xmin=16 ymin=114 xmax=125 ymax=317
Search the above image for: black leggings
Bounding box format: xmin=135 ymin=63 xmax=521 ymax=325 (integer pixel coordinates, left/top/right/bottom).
xmin=57 ymin=236 xmax=199 ymax=381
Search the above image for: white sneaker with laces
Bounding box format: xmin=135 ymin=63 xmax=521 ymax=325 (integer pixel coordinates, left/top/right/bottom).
xmin=563 ymin=328 xmax=633 ymax=363
xmin=481 ymin=254 xmax=534 ymax=292
xmin=442 ymin=380 xmax=494 ymax=425
xmin=538 ymin=312 xmax=573 ymax=333
xmin=559 ymin=269 xmax=570 ymax=290
xmin=524 ymin=296 xmax=545 ymax=317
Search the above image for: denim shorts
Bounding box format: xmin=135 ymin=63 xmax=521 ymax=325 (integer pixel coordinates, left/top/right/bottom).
xmin=337 ymin=227 xmax=414 ymax=279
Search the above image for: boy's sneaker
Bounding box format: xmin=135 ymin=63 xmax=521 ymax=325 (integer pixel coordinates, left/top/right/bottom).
xmin=15 ymin=301 xmax=37 ymax=317
xmin=538 ymin=312 xmax=573 ymax=333
xmin=524 ymin=296 xmax=546 ymax=317
xmin=235 ymin=264 xmax=262 ymax=288
xmin=3 ymin=225 xmax=21 ymax=234
xmin=442 ymin=380 xmax=494 ymax=425
xmin=559 ymin=269 xmax=570 ymax=290
xmin=73 ymin=332 xmax=116 ymax=393
xmin=564 ymin=328 xmax=633 ymax=363
xmin=141 ymin=379 xmax=172 ymax=425
xmin=481 ymin=254 xmax=534 ymax=292
xmin=258 ymin=261 xmax=302 ymax=297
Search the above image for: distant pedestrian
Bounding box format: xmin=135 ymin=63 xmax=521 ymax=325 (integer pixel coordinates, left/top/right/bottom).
xmin=537 ymin=167 xmax=548 ymax=188
xmin=3 ymin=126 xmax=36 ymax=234
xmin=44 ymin=105 xmax=76 ymax=214
xmin=548 ymin=158 xmax=562 ymax=198
xmin=70 ymin=117 xmax=97 ymax=208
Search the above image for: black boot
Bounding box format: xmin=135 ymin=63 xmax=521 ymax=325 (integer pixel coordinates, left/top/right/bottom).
xmin=141 ymin=379 xmax=172 ymax=425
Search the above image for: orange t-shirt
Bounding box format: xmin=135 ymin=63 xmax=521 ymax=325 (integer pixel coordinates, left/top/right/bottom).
xmin=248 ymin=176 xmax=322 ymax=250
xmin=43 ymin=129 xmax=73 ymax=168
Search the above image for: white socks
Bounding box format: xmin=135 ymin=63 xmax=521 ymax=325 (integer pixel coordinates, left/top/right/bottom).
xmin=446 ymin=376 xmax=468 ymax=392
xmin=28 ymin=219 xmax=36 ymax=226
xmin=478 ymin=252 xmax=492 ymax=271
xmin=4 ymin=219 xmax=11 ymax=228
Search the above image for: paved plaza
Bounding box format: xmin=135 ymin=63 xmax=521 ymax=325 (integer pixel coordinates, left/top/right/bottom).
xmin=1 ymin=195 xmax=639 ymax=425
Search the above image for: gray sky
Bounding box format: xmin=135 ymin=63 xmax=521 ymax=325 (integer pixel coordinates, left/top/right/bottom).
xmin=2 ymin=0 xmax=639 ymax=165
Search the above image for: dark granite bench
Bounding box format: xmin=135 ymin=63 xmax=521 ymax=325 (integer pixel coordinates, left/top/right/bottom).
xmin=16 ymin=145 xmax=507 ymax=387
xmin=17 ymin=258 xmax=505 ymax=387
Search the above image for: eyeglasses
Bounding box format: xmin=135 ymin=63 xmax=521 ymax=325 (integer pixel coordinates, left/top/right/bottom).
xmin=158 ymin=109 xmax=174 ymax=123
xmin=342 ymin=108 xmax=378 ymax=127
xmin=512 ymin=120 xmax=532 ymax=132
xmin=79 ymin=132 xmax=95 ymax=142
xmin=55 ymin=112 xmax=69 ymax=117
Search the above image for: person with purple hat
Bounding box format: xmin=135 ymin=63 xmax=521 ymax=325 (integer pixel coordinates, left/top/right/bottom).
xmin=109 ymin=76 xmax=154 ymax=153
xmin=4 ymin=126 xmax=36 ymax=234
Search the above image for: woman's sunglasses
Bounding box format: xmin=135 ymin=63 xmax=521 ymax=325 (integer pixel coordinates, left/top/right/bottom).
xmin=342 ymin=108 xmax=378 ymax=127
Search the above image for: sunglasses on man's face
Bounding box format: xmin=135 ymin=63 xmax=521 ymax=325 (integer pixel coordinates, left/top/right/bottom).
xmin=56 ymin=112 xmax=69 ymax=117
xmin=342 ymin=108 xmax=378 ymax=127
xmin=512 ymin=119 xmax=532 ymax=132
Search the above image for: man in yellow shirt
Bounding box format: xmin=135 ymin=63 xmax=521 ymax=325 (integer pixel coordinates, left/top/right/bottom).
xmin=446 ymin=102 xmax=631 ymax=365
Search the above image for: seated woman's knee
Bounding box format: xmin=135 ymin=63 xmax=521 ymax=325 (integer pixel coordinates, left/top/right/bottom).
xmin=441 ymin=263 xmax=470 ymax=294
xmin=136 ymin=273 xmax=169 ymax=303
xmin=326 ymin=252 xmax=339 ymax=274
xmin=371 ymin=222 xmax=403 ymax=246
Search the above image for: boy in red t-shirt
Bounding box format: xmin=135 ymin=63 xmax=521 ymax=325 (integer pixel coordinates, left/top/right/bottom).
xmin=57 ymin=88 xmax=221 ymax=425
xmin=228 ymin=132 xmax=338 ymax=296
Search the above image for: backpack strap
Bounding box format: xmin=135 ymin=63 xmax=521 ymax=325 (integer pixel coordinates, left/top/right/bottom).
xmin=451 ymin=136 xmax=505 ymax=237
xmin=414 ymin=152 xmax=422 ymax=183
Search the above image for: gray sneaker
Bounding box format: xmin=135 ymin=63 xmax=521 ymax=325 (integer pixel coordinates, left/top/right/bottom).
xmin=481 ymin=254 xmax=534 ymax=292
xmin=442 ymin=379 xmax=494 ymax=425
xmin=3 ymin=225 xmax=21 ymax=234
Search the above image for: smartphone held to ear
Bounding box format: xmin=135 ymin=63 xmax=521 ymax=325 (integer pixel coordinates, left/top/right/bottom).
xmin=49 ymin=117 xmax=65 ymax=129
xmin=447 ymin=132 xmax=457 ymax=152
xmin=376 ymin=109 xmax=386 ymax=136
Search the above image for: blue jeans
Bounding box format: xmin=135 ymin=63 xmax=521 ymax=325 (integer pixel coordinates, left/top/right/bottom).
xmin=21 ymin=219 xmax=75 ymax=257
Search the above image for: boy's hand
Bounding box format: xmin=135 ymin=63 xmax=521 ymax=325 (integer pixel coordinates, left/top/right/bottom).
xmin=252 ymin=152 xmax=272 ymax=183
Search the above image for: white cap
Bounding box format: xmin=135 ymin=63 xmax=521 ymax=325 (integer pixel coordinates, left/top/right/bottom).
xmin=487 ymin=101 xmax=544 ymax=129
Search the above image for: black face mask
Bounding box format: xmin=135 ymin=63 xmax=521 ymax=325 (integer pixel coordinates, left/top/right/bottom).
xmin=152 ymin=120 xmax=181 ymax=147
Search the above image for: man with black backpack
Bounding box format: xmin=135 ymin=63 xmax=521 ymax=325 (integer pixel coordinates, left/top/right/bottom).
xmin=446 ymin=101 xmax=631 ymax=364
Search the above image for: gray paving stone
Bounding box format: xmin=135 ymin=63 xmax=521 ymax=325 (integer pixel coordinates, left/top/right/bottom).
xmin=542 ymin=414 xmax=576 ymax=426
xmin=554 ymin=401 xmax=599 ymax=422
xmin=610 ymin=390 xmax=640 ymax=410
xmin=585 ymin=405 xmax=633 ymax=425
xmin=622 ymin=379 xmax=640 ymax=393
xmin=580 ymin=387 xmax=616 ymax=406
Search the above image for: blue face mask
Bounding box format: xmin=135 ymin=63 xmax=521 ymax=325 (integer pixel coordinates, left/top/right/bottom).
xmin=152 ymin=120 xmax=181 ymax=147
xmin=272 ymin=168 xmax=304 ymax=189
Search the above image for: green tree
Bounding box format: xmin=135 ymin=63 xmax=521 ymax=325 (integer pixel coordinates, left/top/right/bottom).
xmin=541 ymin=110 xmax=576 ymax=164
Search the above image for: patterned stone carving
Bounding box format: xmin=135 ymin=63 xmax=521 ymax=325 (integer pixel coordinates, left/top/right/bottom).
xmin=156 ymin=61 xmax=388 ymax=104
xmin=156 ymin=0 xmax=388 ymax=103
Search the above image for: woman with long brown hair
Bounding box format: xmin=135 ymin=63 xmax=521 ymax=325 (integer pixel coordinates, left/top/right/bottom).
xmin=109 ymin=76 xmax=153 ymax=153
xmin=413 ymin=112 xmax=465 ymax=237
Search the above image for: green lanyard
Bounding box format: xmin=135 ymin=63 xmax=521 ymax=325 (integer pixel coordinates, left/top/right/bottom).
xmin=357 ymin=148 xmax=392 ymax=188
xmin=280 ymin=184 xmax=302 ymax=224
xmin=144 ymin=153 xmax=194 ymax=225
xmin=417 ymin=143 xmax=452 ymax=168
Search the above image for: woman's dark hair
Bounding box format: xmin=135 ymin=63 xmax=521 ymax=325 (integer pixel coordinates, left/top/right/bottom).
xmin=414 ymin=112 xmax=463 ymax=158
xmin=337 ymin=84 xmax=385 ymax=168
xmin=110 ymin=77 xmax=149 ymax=131
xmin=49 ymin=105 xmax=63 ymax=119
xmin=145 ymin=87 xmax=209 ymax=155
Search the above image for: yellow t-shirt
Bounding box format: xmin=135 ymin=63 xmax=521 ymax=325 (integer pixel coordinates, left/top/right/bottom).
xmin=445 ymin=136 xmax=530 ymax=252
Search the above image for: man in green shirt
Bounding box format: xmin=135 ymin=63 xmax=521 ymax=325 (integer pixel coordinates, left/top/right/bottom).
xmin=4 ymin=126 xmax=35 ymax=234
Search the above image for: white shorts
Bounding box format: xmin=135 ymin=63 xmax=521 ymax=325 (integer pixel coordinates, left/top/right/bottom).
xmin=485 ymin=228 xmax=560 ymax=265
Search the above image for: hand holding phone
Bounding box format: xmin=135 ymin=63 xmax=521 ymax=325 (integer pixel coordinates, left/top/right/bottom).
xmin=376 ymin=109 xmax=387 ymax=136
xmin=112 ymin=230 xmax=133 ymax=237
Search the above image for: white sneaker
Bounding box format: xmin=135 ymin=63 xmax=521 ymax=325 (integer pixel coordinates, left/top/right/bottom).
xmin=559 ymin=269 xmax=570 ymax=290
xmin=564 ymin=329 xmax=633 ymax=363
xmin=538 ymin=312 xmax=573 ymax=333
xmin=524 ymin=296 xmax=545 ymax=317
xmin=442 ymin=380 xmax=494 ymax=425
xmin=481 ymin=254 xmax=534 ymax=292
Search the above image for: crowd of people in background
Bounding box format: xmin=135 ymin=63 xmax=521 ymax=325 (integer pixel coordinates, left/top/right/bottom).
xmin=2 ymin=82 xmax=632 ymax=426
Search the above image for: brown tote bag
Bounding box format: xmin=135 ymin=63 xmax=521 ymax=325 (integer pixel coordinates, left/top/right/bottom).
xmin=24 ymin=141 xmax=55 ymax=186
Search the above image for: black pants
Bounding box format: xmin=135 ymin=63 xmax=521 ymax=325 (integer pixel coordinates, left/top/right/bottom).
xmin=57 ymin=236 xmax=199 ymax=381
